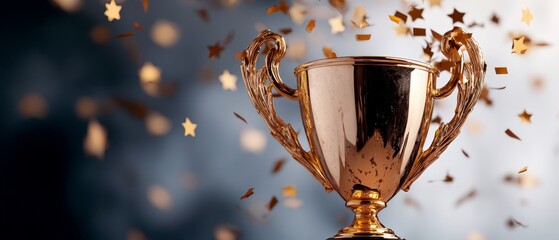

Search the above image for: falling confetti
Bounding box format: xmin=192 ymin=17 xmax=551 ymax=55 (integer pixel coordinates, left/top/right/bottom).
xmin=271 ymin=158 xmax=286 ymax=174
xmin=521 ymin=8 xmax=534 ymax=26
xmin=197 ymin=9 xmax=209 ymax=22
xmin=429 ymin=0 xmax=441 ymax=7
xmin=214 ymin=225 xmax=239 ymax=240
xmin=233 ymin=112 xmax=248 ymax=124
xmin=408 ymin=7 xmax=424 ymax=21
xmin=267 ymin=0 xmax=290 ymax=15
xmin=141 ymin=0 xmax=148 ymax=13
xmin=494 ymin=67 xmax=508 ymax=74
xmin=284 ymin=197 xmax=303 ymax=209
xmin=219 ymin=70 xmax=238 ymax=91
xmin=328 ymin=16 xmax=345 ymax=34
xmin=182 ymin=118 xmax=197 ymax=137
xmin=505 ymin=129 xmax=521 ymax=141
xmin=127 ymin=228 xmax=146 ymax=240
xmin=412 ymin=28 xmax=426 ymax=37
xmin=306 ymin=19 xmax=316 ymax=33
xmin=518 ymin=110 xmax=532 ymax=123
xmin=462 ymin=149 xmax=470 ymax=158
xmin=393 ymin=23 xmax=409 ymax=36
xmin=240 ymin=128 xmax=267 ymax=153
xmin=75 ymin=97 xmax=97 ymax=119
xmin=151 ymin=20 xmax=180 ymax=48
xmin=266 ymin=196 xmax=278 ymax=211
xmin=355 ymin=34 xmax=371 ymax=41
xmin=455 ymin=189 xmax=477 ymax=207
xmin=148 ymin=185 xmax=173 ymax=210
xmin=90 ymin=25 xmax=111 ymax=44
xmin=518 ymin=166 xmax=528 ymax=174
xmin=19 ymin=93 xmax=48 ymax=119
xmin=506 ymin=217 xmax=528 ymax=229
xmin=447 ymin=8 xmax=465 ymax=24
xmin=240 ymin=187 xmax=255 ymax=200
xmin=53 ymin=0 xmax=81 ymax=12
xmin=282 ymin=185 xmax=297 ymax=197
xmin=512 ymin=37 xmax=528 ymax=54
xmin=467 ymin=232 xmax=485 ymax=240
xmin=84 ymin=119 xmax=108 ymax=159
xmin=208 ymin=42 xmax=224 ymax=60
xmin=490 ymin=13 xmax=500 ymax=24
xmin=328 ymin=0 xmax=346 ymax=11
xmin=104 ymin=0 xmax=122 ymax=22
xmin=139 ymin=62 xmax=161 ymax=96
xmin=403 ymin=196 xmax=422 ymax=211
xmin=289 ymin=4 xmax=306 ymax=25
xmin=132 ymin=22 xmax=143 ymax=30
xmin=286 ymin=38 xmax=306 ymax=60
xmin=114 ymin=32 xmax=134 ymax=39
xmin=322 ymin=47 xmax=337 ymax=58
xmin=145 ymin=112 xmax=172 ymax=136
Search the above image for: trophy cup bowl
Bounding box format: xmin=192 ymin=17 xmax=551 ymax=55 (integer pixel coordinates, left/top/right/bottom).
xmin=241 ymin=27 xmax=486 ymax=239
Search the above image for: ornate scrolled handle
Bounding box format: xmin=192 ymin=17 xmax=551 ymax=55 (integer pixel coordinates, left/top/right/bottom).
xmin=240 ymin=30 xmax=333 ymax=191
xmin=402 ymin=27 xmax=487 ymax=191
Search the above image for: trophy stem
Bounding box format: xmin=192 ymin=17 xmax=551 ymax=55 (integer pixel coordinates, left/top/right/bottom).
xmin=330 ymin=187 xmax=401 ymax=239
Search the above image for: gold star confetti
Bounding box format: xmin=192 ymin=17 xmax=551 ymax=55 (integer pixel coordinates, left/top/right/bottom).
xmin=355 ymin=34 xmax=371 ymax=41
xmin=518 ymin=166 xmax=528 ymax=174
xmin=448 ymin=8 xmax=465 ymax=24
xmin=145 ymin=112 xmax=172 ymax=136
xmin=408 ymin=7 xmax=424 ymax=21
xmin=240 ymin=128 xmax=267 ymax=153
xmin=219 ymin=70 xmax=238 ymax=91
xmin=518 ymin=110 xmax=532 ymax=123
xmin=148 ymin=185 xmax=173 ymax=210
xmin=505 ymin=129 xmax=521 ymax=141
xmin=182 ymin=118 xmax=197 ymax=137
xmin=19 ymin=93 xmax=48 ymax=119
xmin=240 ymin=187 xmax=255 ymax=200
xmin=282 ymin=185 xmax=297 ymax=197
xmin=104 ymin=0 xmax=122 ymax=22
xmin=328 ymin=16 xmax=345 ymax=34
xmin=495 ymin=67 xmax=508 ymax=74
xmin=323 ymin=47 xmax=337 ymax=58
xmin=151 ymin=20 xmax=180 ymax=48
xmin=512 ymin=37 xmax=528 ymax=54
xmin=306 ymin=19 xmax=316 ymax=33
xmin=267 ymin=0 xmax=290 ymax=14
xmin=521 ymin=8 xmax=534 ymax=26
xmin=266 ymin=196 xmax=278 ymax=211
xmin=208 ymin=42 xmax=224 ymax=60
xmin=84 ymin=119 xmax=108 ymax=159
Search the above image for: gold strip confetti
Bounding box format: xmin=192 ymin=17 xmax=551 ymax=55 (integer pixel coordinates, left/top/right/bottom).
xmin=388 ymin=15 xmax=403 ymax=24
xmin=505 ymin=129 xmax=521 ymax=141
xmin=394 ymin=11 xmax=408 ymax=22
xmin=462 ymin=149 xmax=470 ymax=158
xmin=114 ymin=32 xmax=134 ymax=38
xmin=455 ymin=189 xmax=477 ymax=208
xmin=412 ymin=28 xmax=426 ymax=37
xmin=495 ymin=67 xmax=508 ymax=74
xmin=306 ymin=19 xmax=316 ymax=33
xmin=322 ymin=47 xmax=337 ymax=58
xmin=240 ymin=187 xmax=254 ymax=200
xmin=272 ymin=158 xmax=286 ymax=174
xmin=233 ymin=112 xmax=247 ymax=124
xmin=518 ymin=166 xmax=528 ymax=174
xmin=142 ymin=0 xmax=149 ymax=13
xmin=355 ymin=34 xmax=371 ymax=41
xmin=266 ymin=196 xmax=278 ymax=211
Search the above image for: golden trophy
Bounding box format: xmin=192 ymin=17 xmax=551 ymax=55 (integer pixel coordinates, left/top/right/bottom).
xmin=240 ymin=27 xmax=486 ymax=239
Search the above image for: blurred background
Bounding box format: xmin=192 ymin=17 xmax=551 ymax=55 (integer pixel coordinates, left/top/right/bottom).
xmin=1 ymin=0 xmax=558 ymax=239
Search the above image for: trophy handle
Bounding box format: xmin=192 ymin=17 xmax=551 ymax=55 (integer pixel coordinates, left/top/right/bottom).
xmin=240 ymin=30 xmax=334 ymax=192
xmin=402 ymin=27 xmax=486 ymax=191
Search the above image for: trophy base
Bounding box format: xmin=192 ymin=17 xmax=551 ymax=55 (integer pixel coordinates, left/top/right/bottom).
xmin=330 ymin=186 xmax=402 ymax=240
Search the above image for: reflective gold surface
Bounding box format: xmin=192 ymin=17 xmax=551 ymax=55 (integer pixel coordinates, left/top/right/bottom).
xmin=240 ymin=27 xmax=485 ymax=239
